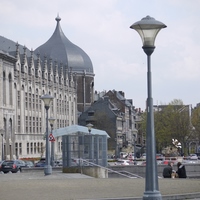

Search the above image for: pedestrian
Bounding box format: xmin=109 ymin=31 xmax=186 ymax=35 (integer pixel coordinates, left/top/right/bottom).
xmin=163 ymin=161 xmax=173 ymax=178
xmin=176 ymin=162 xmax=187 ymax=178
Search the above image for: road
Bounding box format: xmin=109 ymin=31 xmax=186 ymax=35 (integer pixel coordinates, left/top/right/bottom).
xmin=0 ymin=171 xmax=200 ymax=200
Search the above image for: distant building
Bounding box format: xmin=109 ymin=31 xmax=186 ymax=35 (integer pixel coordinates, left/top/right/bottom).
xmin=0 ymin=15 xmax=94 ymax=159
xmin=79 ymin=90 xmax=144 ymax=156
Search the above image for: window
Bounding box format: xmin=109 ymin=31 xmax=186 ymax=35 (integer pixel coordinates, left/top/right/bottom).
xmin=32 ymin=94 xmax=35 ymax=109
xmin=26 ymin=116 xmax=28 ymax=133
xmin=36 ymin=117 xmax=39 ymax=133
xmin=57 ymin=99 xmax=59 ymax=113
xmin=17 ymin=91 xmax=20 ymax=107
xmin=39 ymin=99 xmax=42 ymax=110
xmin=15 ymin=143 xmax=18 ymax=158
xmin=19 ymin=143 xmax=22 ymax=155
xmin=29 ymin=93 xmax=32 ymax=109
xmin=18 ymin=115 xmax=21 ymax=133
xmin=34 ymin=143 xmax=36 ymax=154
xmin=27 ymin=143 xmax=29 ymax=154
xmin=29 ymin=117 xmax=32 ymax=132
xmin=33 ymin=117 xmax=35 ymax=133
xmin=3 ymin=72 xmax=6 ymax=104
xmin=36 ymin=94 xmax=38 ymax=110
xmin=39 ymin=117 xmax=42 ymax=132
xmin=37 ymin=142 xmax=40 ymax=153
xmin=9 ymin=73 xmax=12 ymax=105
xmin=25 ymin=92 xmax=28 ymax=109
xmin=30 ymin=142 xmax=33 ymax=154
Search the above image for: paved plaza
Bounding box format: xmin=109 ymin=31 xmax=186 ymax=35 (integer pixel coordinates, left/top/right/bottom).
xmin=0 ymin=171 xmax=200 ymax=200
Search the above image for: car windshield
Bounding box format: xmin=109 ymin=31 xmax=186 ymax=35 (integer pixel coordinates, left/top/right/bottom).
xmin=3 ymin=161 xmax=14 ymax=165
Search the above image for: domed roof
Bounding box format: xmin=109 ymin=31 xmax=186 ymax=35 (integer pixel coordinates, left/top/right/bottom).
xmin=34 ymin=15 xmax=93 ymax=73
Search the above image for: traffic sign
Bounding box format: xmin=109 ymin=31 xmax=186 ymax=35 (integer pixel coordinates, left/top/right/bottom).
xmin=49 ymin=133 xmax=55 ymax=142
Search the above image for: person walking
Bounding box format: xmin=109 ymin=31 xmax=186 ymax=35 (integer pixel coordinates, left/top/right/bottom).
xmin=176 ymin=162 xmax=187 ymax=178
xmin=163 ymin=161 xmax=173 ymax=178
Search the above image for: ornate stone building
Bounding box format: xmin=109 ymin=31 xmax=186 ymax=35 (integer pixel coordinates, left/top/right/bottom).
xmin=0 ymin=15 xmax=94 ymax=160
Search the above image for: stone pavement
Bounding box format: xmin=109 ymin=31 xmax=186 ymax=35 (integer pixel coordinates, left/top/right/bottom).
xmin=0 ymin=171 xmax=200 ymax=200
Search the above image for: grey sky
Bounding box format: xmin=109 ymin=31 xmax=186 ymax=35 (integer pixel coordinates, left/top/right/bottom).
xmin=1 ymin=0 xmax=200 ymax=110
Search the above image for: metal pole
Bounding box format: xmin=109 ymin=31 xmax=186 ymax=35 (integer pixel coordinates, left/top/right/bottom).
xmin=1 ymin=133 xmax=4 ymax=160
xmin=50 ymin=124 xmax=55 ymax=167
xmin=10 ymin=144 xmax=12 ymax=160
xmin=44 ymin=105 xmax=52 ymax=175
xmin=134 ymin=135 xmax=137 ymax=165
xmin=143 ymin=47 xmax=161 ymax=200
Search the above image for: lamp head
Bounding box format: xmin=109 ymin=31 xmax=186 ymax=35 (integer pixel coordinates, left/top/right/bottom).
xmin=130 ymin=15 xmax=166 ymax=48
xmin=86 ymin=123 xmax=93 ymax=133
xmin=48 ymin=117 xmax=56 ymax=126
xmin=40 ymin=94 xmax=54 ymax=107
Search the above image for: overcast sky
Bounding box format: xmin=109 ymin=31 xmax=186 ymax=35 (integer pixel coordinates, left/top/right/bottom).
xmin=1 ymin=0 xmax=200 ymax=110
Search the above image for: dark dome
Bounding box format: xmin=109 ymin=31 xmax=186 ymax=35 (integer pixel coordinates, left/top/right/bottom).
xmin=34 ymin=15 xmax=93 ymax=73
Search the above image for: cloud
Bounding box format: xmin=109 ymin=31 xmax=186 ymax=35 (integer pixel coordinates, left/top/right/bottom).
xmin=0 ymin=0 xmax=200 ymax=109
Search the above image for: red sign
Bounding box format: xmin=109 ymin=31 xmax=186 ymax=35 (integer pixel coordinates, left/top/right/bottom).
xmin=49 ymin=133 xmax=55 ymax=142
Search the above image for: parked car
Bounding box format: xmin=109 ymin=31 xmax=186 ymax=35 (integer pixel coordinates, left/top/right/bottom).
xmin=160 ymin=160 xmax=177 ymax=165
xmin=189 ymin=154 xmax=198 ymax=160
xmin=0 ymin=160 xmax=24 ymax=173
xmin=128 ymin=153 xmax=135 ymax=160
xmin=156 ymin=154 xmax=164 ymax=160
xmin=54 ymin=160 xmax=63 ymax=167
xmin=35 ymin=161 xmax=46 ymax=167
xmin=115 ymin=159 xmax=130 ymax=166
xmin=24 ymin=161 xmax=34 ymax=168
xmin=120 ymin=152 xmax=128 ymax=159
xmin=141 ymin=153 xmax=146 ymax=160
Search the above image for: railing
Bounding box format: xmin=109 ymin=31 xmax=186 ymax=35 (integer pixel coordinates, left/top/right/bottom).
xmin=78 ymin=159 xmax=143 ymax=179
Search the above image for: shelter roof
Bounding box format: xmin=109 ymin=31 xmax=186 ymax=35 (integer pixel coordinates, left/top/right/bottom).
xmin=52 ymin=125 xmax=110 ymax=138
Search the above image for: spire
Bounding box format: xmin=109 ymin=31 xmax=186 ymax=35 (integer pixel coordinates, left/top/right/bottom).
xmin=15 ymin=42 xmax=19 ymax=59
xmin=29 ymin=49 xmax=34 ymax=75
xmin=55 ymin=14 xmax=61 ymax=22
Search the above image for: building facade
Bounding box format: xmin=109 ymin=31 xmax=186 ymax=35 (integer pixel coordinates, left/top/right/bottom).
xmin=79 ymin=90 xmax=143 ymax=157
xmin=0 ymin=15 xmax=94 ymax=160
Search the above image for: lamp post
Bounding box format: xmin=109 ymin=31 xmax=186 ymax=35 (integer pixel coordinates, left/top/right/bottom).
xmin=130 ymin=16 xmax=166 ymax=200
xmin=48 ymin=117 xmax=56 ymax=167
xmin=9 ymin=138 xmax=12 ymax=160
xmin=133 ymin=134 xmax=137 ymax=165
xmin=1 ymin=131 xmax=4 ymax=160
xmin=40 ymin=94 xmax=54 ymax=175
xmin=86 ymin=123 xmax=93 ymax=163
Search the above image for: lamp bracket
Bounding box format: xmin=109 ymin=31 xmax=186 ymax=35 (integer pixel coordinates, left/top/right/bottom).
xmin=142 ymin=46 xmax=155 ymax=56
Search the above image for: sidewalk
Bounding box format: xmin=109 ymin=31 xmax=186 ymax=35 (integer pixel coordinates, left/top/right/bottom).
xmin=0 ymin=171 xmax=200 ymax=200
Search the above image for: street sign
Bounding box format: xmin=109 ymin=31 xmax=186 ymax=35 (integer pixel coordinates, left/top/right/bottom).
xmin=49 ymin=133 xmax=55 ymax=142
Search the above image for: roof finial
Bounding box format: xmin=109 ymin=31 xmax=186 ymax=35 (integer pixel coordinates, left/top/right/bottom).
xmin=55 ymin=13 xmax=61 ymax=22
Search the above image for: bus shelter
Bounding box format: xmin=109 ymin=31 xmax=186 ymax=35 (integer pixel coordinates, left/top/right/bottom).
xmin=52 ymin=125 xmax=110 ymax=167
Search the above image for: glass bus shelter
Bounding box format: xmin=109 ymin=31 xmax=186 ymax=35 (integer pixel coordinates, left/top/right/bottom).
xmin=53 ymin=125 xmax=110 ymax=167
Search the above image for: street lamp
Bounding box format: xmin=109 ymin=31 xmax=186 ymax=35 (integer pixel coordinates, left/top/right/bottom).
xmin=48 ymin=117 xmax=56 ymax=167
xmin=86 ymin=123 xmax=93 ymax=134
xmin=133 ymin=134 xmax=137 ymax=165
xmin=9 ymin=138 xmax=12 ymax=160
xmin=40 ymin=94 xmax=54 ymax=175
xmin=130 ymin=16 xmax=166 ymax=200
xmin=86 ymin=123 xmax=93 ymax=163
xmin=1 ymin=130 xmax=4 ymax=160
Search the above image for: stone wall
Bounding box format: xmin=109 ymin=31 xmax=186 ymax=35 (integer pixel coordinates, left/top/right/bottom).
xmin=108 ymin=164 xmax=200 ymax=178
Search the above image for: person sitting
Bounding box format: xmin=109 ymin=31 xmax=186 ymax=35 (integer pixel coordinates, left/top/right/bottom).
xmin=176 ymin=162 xmax=187 ymax=178
xmin=163 ymin=162 xmax=173 ymax=178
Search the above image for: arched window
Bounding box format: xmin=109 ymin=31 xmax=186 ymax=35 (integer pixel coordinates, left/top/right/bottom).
xmin=3 ymin=71 xmax=6 ymax=104
xmin=9 ymin=118 xmax=12 ymax=138
xmin=9 ymin=73 xmax=12 ymax=105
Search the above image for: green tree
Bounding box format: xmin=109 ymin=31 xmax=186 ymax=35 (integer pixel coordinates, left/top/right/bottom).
xmin=191 ymin=106 xmax=200 ymax=147
xmin=141 ymin=99 xmax=193 ymax=155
